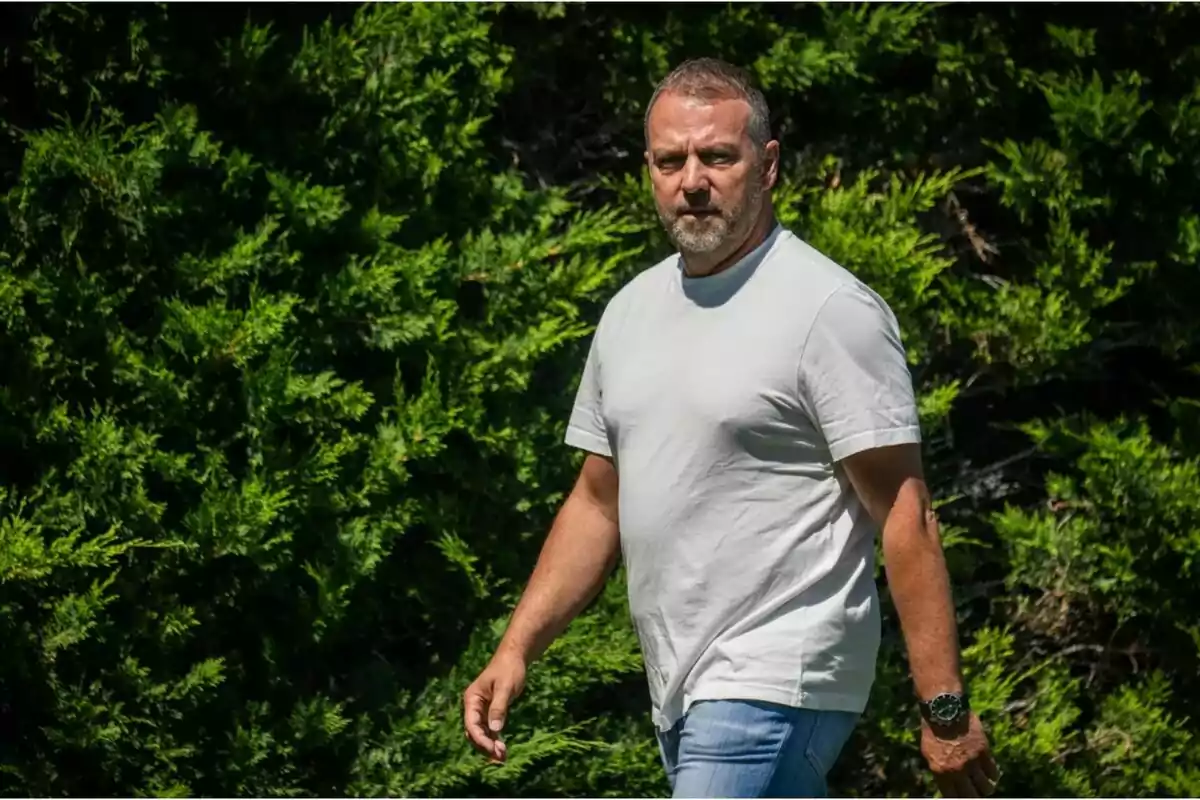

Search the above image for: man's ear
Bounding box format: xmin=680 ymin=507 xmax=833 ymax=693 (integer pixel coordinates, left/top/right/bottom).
xmin=763 ymin=140 xmax=781 ymax=190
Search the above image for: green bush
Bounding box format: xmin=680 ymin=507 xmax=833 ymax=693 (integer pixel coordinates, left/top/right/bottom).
xmin=0 ymin=3 xmax=1197 ymax=796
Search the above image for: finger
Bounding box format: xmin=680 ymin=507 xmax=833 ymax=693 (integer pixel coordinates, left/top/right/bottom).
xmin=958 ymin=772 xmax=980 ymax=799
xmin=463 ymin=691 xmax=495 ymax=756
xmin=488 ymin=683 xmax=513 ymax=736
xmin=980 ymin=750 xmax=1001 ymax=782
xmin=939 ymin=771 xmax=978 ymax=799
xmin=967 ymin=762 xmax=997 ymax=797
xmin=464 ymin=688 xmax=487 ymax=735
xmin=964 ymin=767 xmax=993 ymax=796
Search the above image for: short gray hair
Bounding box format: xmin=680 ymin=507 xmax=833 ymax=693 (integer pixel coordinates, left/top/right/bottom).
xmin=644 ymin=58 xmax=772 ymax=149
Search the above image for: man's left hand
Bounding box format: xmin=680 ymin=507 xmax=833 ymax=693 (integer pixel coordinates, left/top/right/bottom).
xmin=921 ymin=712 xmax=1000 ymax=797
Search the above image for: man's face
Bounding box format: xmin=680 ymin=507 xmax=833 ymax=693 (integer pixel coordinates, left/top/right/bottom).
xmin=645 ymin=91 xmax=777 ymax=262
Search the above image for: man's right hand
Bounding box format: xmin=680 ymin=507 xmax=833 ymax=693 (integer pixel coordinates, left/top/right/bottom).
xmin=461 ymin=455 xmax=620 ymax=763
xmin=463 ymin=650 xmax=527 ymax=762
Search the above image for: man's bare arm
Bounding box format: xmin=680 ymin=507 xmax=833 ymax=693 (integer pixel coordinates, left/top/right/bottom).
xmin=841 ymin=442 xmax=998 ymax=797
xmin=464 ymin=453 xmax=620 ymax=761
xmin=841 ymin=443 xmax=961 ymax=698
xmin=495 ymin=452 xmax=622 ymax=664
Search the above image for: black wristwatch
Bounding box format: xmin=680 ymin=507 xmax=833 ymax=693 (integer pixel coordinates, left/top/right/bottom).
xmin=919 ymin=691 xmax=970 ymax=727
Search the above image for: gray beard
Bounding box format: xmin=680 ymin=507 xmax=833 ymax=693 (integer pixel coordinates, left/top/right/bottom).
xmin=660 ymin=181 xmax=764 ymax=257
xmin=670 ymin=215 xmax=729 ymax=254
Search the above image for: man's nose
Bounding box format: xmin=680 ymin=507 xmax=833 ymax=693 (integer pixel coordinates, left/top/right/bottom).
xmin=680 ymin=156 xmax=709 ymax=195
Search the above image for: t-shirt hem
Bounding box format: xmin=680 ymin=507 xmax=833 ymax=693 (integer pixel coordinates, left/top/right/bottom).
xmin=828 ymin=425 xmax=921 ymax=462
xmin=564 ymin=424 xmax=612 ymax=457
xmin=654 ymin=684 xmax=870 ymax=731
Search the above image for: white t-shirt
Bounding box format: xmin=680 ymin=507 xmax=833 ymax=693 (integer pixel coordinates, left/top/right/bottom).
xmin=564 ymin=224 xmax=921 ymax=732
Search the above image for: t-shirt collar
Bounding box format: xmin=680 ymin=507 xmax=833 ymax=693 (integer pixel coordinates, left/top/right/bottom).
xmin=677 ymin=221 xmax=783 ymax=302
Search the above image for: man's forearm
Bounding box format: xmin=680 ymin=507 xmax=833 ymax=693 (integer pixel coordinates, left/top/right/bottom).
xmin=495 ymin=491 xmax=620 ymax=665
xmin=880 ymin=485 xmax=964 ymax=700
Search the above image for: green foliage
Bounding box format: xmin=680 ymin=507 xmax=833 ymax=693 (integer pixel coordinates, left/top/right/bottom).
xmin=0 ymin=2 xmax=1198 ymax=797
xmin=1000 ymin=417 xmax=1200 ymax=633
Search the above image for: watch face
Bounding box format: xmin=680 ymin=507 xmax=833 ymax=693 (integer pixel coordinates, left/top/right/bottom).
xmin=929 ymin=693 xmax=963 ymax=724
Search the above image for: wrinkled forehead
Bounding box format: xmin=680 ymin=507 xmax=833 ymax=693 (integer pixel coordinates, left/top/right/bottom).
xmin=646 ymin=92 xmax=753 ymax=151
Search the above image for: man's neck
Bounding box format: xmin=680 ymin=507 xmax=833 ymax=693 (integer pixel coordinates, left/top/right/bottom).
xmin=681 ymin=211 xmax=777 ymax=279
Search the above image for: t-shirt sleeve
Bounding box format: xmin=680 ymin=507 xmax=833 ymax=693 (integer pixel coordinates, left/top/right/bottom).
xmin=797 ymin=282 xmax=921 ymax=462
xmin=564 ymin=332 xmax=613 ymax=458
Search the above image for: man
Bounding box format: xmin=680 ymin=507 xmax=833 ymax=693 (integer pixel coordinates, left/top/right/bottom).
xmin=463 ymin=58 xmax=999 ymax=798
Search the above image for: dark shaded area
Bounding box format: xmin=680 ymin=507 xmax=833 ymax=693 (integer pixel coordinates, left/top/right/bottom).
xmin=0 ymin=2 xmax=1198 ymax=797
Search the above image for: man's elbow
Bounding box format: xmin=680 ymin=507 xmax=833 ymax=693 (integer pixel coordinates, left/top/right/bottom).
xmin=878 ymin=479 xmax=942 ymax=553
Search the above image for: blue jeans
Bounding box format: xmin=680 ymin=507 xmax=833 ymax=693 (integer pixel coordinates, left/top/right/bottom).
xmin=656 ymin=700 xmax=859 ymax=798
